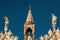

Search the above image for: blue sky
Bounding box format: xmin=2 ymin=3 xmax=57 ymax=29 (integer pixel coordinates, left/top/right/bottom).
xmin=0 ymin=0 xmax=60 ymax=40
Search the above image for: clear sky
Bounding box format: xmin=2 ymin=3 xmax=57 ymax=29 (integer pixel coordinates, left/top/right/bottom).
xmin=0 ymin=0 xmax=60 ymax=40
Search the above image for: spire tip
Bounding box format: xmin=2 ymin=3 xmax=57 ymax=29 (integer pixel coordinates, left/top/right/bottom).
xmin=29 ymin=4 xmax=32 ymax=9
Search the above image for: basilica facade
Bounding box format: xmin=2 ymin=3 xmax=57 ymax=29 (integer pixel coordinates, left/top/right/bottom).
xmin=0 ymin=5 xmax=60 ymax=40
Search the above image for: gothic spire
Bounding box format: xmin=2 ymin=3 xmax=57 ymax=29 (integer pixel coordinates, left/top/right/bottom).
xmin=25 ymin=4 xmax=34 ymax=24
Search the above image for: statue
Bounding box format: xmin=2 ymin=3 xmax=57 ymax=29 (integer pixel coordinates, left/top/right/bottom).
xmin=52 ymin=14 xmax=57 ymax=31
xmin=52 ymin=14 xmax=57 ymax=24
xmin=4 ymin=16 xmax=9 ymax=34
xmin=4 ymin=16 xmax=9 ymax=26
xmin=28 ymin=36 xmax=32 ymax=40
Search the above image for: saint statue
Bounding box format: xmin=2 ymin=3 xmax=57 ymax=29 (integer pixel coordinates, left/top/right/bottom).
xmin=4 ymin=16 xmax=9 ymax=34
xmin=4 ymin=16 xmax=9 ymax=26
xmin=52 ymin=14 xmax=57 ymax=24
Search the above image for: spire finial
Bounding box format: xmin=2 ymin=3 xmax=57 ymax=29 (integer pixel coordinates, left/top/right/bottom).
xmin=29 ymin=4 xmax=32 ymax=9
xmin=25 ymin=4 xmax=34 ymax=24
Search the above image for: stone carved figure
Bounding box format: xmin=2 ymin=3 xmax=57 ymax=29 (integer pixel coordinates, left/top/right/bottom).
xmin=52 ymin=14 xmax=57 ymax=24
